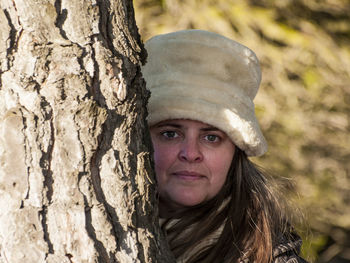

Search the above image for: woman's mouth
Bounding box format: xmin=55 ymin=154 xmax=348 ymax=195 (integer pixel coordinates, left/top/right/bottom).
xmin=172 ymin=171 xmax=206 ymax=181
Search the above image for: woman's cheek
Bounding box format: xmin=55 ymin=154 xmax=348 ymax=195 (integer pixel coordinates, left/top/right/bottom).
xmin=153 ymin=143 xmax=173 ymax=175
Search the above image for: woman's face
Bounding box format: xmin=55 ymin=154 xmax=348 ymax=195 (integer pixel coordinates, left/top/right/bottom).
xmin=150 ymin=119 xmax=235 ymax=215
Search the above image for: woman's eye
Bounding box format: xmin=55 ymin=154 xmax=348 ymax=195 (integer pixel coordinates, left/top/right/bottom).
xmin=205 ymin=134 xmax=220 ymax=142
xmin=161 ymin=131 xmax=179 ymax=139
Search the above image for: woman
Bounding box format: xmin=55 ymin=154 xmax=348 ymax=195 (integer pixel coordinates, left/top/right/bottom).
xmin=142 ymin=30 xmax=307 ymax=263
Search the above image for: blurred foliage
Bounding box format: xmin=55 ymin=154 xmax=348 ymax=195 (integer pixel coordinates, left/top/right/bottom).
xmin=134 ymin=0 xmax=350 ymax=262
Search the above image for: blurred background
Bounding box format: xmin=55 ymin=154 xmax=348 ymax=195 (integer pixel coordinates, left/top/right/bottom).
xmin=134 ymin=0 xmax=350 ymax=262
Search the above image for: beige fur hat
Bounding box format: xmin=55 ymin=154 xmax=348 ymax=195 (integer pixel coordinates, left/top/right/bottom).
xmin=142 ymin=29 xmax=267 ymax=156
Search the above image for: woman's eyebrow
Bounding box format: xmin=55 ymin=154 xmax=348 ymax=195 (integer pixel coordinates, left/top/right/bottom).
xmin=155 ymin=123 xmax=182 ymax=128
xmin=200 ymin=127 xmax=220 ymax=132
xmin=154 ymin=123 xmax=220 ymax=131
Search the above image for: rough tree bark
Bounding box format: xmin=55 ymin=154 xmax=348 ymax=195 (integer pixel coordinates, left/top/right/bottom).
xmin=0 ymin=0 xmax=174 ymax=262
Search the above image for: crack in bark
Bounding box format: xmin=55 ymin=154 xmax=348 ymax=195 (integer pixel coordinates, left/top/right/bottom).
xmin=90 ymin=38 xmax=107 ymax=107
xmin=75 ymin=44 xmax=94 ymax=102
xmin=54 ymin=0 xmax=68 ymax=40
xmin=76 ymin=45 xmax=88 ymax=74
xmin=39 ymin=96 xmax=54 ymax=204
xmin=83 ymin=196 xmax=112 ymax=263
xmin=19 ymin=108 xmax=34 ymax=203
xmin=65 ymin=253 xmax=73 ymax=263
xmin=10 ymin=0 xmax=18 ymax=13
xmin=40 ymin=206 xmax=54 ymax=255
xmin=90 ymin=110 xmax=126 ymax=252
xmin=74 ymin=109 xmax=87 ymax=170
xmin=40 ymin=47 xmax=53 ymax=85
xmin=38 ymin=96 xmax=55 ymax=256
xmin=2 ymin=9 xmax=22 ymax=71
xmin=3 ymin=9 xmax=15 ymax=64
xmin=96 ymin=0 xmax=111 ymax=52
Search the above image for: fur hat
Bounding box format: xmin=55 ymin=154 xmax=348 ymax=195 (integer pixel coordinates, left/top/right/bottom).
xmin=142 ymin=29 xmax=267 ymax=156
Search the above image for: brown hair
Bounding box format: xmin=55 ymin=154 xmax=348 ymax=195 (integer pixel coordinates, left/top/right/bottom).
xmin=161 ymin=148 xmax=290 ymax=263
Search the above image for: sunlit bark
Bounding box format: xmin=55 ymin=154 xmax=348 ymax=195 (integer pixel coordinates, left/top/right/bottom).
xmin=0 ymin=0 xmax=174 ymax=262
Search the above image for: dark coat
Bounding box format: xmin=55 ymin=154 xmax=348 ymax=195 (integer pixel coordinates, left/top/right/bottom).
xmin=238 ymin=232 xmax=308 ymax=263
xmin=272 ymin=233 xmax=308 ymax=263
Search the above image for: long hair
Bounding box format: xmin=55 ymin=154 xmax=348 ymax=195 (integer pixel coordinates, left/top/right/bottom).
xmin=161 ymin=148 xmax=290 ymax=263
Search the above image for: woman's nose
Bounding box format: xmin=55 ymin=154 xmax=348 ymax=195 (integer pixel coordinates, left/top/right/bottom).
xmin=178 ymin=138 xmax=203 ymax=163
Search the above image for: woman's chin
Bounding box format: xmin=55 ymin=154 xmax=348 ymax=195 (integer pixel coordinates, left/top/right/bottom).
xmin=166 ymin=195 xmax=206 ymax=210
xmin=177 ymin=199 xmax=203 ymax=208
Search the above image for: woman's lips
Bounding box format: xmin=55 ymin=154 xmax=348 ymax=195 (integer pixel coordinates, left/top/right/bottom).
xmin=172 ymin=171 xmax=206 ymax=181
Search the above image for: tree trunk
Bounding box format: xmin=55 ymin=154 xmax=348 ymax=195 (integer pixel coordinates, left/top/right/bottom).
xmin=0 ymin=0 xmax=174 ymax=262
